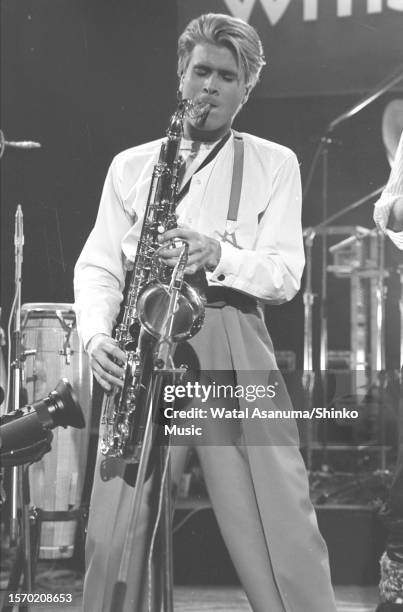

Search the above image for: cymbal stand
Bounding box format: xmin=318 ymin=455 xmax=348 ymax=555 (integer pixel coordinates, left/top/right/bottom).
xmin=319 ymin=138 xmax=331 ymax=465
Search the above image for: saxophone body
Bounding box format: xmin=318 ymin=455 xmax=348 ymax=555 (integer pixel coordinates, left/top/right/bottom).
xmin=100 ymin=100 xmax=205 ymax=462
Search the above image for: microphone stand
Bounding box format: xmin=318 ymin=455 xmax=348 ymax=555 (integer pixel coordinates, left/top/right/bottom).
xmin=10 ymin=206 xmax=24 ymax=543
xmin=0 ymin=136 xmax=42 ymax=612
xmin=302 ymin=230 xmax=315 ymax=472
xmin=4 ymin=205 xmax=33 ymax=612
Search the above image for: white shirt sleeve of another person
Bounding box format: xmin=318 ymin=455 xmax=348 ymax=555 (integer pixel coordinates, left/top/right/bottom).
xmin=74 ymin=157 xmax=132 ymax=350
xmin=211 ymin=150 xmax=305 ymax=304
xmin=373 ymin=131 xmax=403 ymax=250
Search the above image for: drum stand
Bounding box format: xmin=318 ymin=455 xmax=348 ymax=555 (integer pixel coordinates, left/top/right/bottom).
xmin=302 ymin=189 xmax=385 ymax=473
xmin=1 ymin=447 xmax=88 ymax=612
xmin=302 ymin=67 xmax=403 ymax=471
xmin=1 ymin=473 xmax=40 ymax=612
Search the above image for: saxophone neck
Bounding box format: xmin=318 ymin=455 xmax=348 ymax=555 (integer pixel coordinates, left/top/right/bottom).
xmin=166 ymin=99 xmax=193 ymax=141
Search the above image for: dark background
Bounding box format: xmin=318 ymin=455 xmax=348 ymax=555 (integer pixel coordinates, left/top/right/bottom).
xmin=1 ymin=0 xmax=402 ymax=367
xmin=178 ymin=0 xmax=403 ymax=97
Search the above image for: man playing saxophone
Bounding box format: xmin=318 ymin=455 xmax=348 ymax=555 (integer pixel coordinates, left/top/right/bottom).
xmin=74 ymin=13 xmax=337 ymax=612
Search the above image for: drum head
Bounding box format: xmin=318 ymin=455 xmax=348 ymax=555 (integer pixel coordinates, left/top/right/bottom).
xmin=21 ymin=303 xmax=74 ymax=321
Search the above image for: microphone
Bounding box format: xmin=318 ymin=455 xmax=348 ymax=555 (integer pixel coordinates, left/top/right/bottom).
xmin=0 ymin=129 xmax=41 ymax=158
xmin=14 ymin=205 xmax=24 ymax=289
xmin=14 ymin=205 xmax=24 ymax=253
xmin=6 ymin=140 xmax=41 ymax=149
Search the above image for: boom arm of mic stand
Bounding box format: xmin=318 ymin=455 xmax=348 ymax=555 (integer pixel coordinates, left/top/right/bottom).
xmin=303 ymin=67 xmax=403 ymax=199
xmin=309 ymin=185 xmax=385 ymax=235
xmin=327 ymin=67 xmax=403 ymax=133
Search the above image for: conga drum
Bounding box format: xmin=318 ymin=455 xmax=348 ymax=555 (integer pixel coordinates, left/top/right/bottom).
xmin=21 ymin=303 xmax=92 ymax=559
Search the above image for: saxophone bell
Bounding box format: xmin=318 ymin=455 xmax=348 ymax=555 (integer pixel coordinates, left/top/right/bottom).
xmin=136 ymin=242 xmax=205 ymax=342
xmin=136 ymin=281 xmax=204 ymax=342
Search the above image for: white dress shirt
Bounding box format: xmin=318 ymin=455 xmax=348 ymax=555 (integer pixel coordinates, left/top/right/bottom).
xmin=74 ymin=132 xmax=305 ymax=349
xmin=374 ymin=131 xmax=403 ymax=250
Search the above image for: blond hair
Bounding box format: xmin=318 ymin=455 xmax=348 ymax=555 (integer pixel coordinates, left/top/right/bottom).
xmin=178 ymin=13 xmax=266 ymax=91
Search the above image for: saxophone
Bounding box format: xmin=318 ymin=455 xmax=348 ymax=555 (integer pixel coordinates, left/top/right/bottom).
xmin=100 ymin=99 xmax=205 ymax=462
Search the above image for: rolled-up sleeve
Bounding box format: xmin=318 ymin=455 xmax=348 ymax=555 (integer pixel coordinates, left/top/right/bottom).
xmin=74 ymin=158 xmax=132 ymax=349
xmin=210 ymin=152 xmax=305 ymax=303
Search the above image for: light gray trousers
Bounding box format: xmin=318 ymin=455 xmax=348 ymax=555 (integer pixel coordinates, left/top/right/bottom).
xmin=82 ymin=306 xmax=337 ymax=612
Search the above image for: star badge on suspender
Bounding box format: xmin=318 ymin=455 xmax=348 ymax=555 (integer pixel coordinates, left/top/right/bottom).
xmin=216 ymin=221 xmax=242 ymax=249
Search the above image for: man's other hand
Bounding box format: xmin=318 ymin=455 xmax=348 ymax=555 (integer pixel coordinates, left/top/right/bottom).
xmin=86 ymin=333 xmax=126 ymax=392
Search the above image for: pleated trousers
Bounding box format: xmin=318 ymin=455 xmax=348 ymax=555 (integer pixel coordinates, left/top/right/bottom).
xmin=82 ymin=304 xmax=338 ymax=612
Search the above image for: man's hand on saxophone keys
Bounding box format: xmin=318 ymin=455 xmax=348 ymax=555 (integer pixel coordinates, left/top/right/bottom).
xmin=86 ymin=333 xmax=127 ymax=392
xmin=157 ymin=227 xmax=221 ymax=274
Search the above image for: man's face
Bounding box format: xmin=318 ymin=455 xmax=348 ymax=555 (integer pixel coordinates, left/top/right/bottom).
xmin=180 ymin=43 xmax=249 ymax=137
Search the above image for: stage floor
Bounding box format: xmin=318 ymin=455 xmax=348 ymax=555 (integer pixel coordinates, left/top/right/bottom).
xmin=0 ymin=585 xmax=380 ymax=611
xmin=0 ymin=553 xmax=380 ymax=611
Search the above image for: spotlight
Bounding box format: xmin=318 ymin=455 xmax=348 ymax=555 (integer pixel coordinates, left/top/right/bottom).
xmin=0 ymin=378 xmax=85 ymax=467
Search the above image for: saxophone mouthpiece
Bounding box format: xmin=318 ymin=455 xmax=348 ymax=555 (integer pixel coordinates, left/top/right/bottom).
xmin=190 ymin=101 xmax=211 ymax=122
xmin=177 ymin=98 xmax=210 ymax=124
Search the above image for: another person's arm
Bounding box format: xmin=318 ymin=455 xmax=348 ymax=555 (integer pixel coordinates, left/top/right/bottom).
xmin=389 ymin=197 xmax=403 ymax=231
xmin=374 ymin=131 xmax=403 ymax=249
